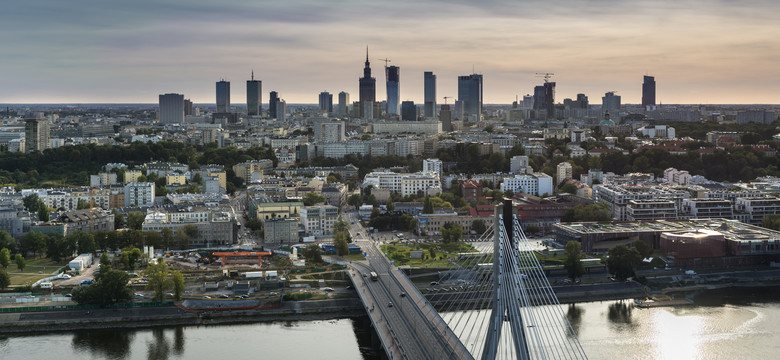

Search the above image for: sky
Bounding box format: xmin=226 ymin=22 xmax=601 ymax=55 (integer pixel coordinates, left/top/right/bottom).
xmin=2 ymin=0 xmax=780 ymax=105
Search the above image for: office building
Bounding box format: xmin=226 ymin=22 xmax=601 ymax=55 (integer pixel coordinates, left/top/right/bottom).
xmin=300 ymin=204 xmax=339 ymax=236
xmin=424 ymin=71 xmax=437 ymax=118
xmin=264 ymin=218 xmax=299 ymax=245
xmin=276 ymin=99 xmax=287 ymax=122
xmin=422 ymin=158 xmax=442 ymax=177
xmin=602 ymin=91 xmax=621 ymax=112
xmin=269 ymin=91 xmax=279 ymax=119
xmin=124 ymin=182 xmax=155 ymax=208
xmin=24 ymin=114 xmax=49 ymax=153
xmin=158 ymin=93 xmax=185 ymax=124
xmin=500 ymin=173 xmax=554 ymax=197
xmin=642 ymin=75 xmax=656 ymax=109
xmin=319 ymin=91 xmax=333 ymax=113
xmin=401 ymin=101 xmax=416 ymax=121
xmin=184 ymin=99 xmax=193 ymax=116
xmin=358 ymin=48 xmax=376 ymax=118
xmin=247 ymin=72 xmax=262 ymax=116
xmin=457 ymin=74 xmax=483 ymax=119
xmin=216 ymin=80 xmax=230 ymax=113
xmin=440 ymin=104 xmax=452 ymax=132
xmin=386 ymin=66 xmax=400 ymax=115
xmin=337 ymin=91 xmax=350 ymax=116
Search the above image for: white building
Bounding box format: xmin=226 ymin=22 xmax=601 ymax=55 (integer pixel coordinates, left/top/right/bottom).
xmin=422 ymin=158 xmax=443 ymax=177
xmin=124 ymin=182 xmax=155 ymax=207
xmin=300 ymin=205 xmax=339 ymax=236
xmin=362 ymin=171 xmax=441 ymax=197
xmin=556 ymin=162 xmax=573 ymax=186
xmin=510 ymin=155 xmax=530 ymax=174
xmin=500 ymin=173 xmax=554 ymax=197
xmin=663 ymin=168 xmax=691 ymax=185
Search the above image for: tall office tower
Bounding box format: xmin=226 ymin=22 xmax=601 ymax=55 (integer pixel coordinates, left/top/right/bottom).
xmin=401 ymin=101 xmax=416 ymax=121
xmin=642 ymin=75 xmax=656 ymax=109
xmin=276 ymin=99 xmax=287 ymax=122
xmin=602 ymin=91 xmax=621 ymax=111
xmin=358 ymin=48 xmax=376 ymax=118
xmin=216 ymin=80 xmax=230 ymax=113
xmin=319 ymin=91 xmax=333 ymax=113
xmin=424 ymin=71 xmax=436 ymax=118
xmin=440 ymin=104 xmax=452 ymax=132
xmin=533 ymin=86 xmax=545 ymax=111
xmin=269 ymin=91 xmax=279 ymax=119
xmin=247 ymin=71 xmax=262 ymax=116
xmin=575 ymin=93 xmax=589 ymax=109
xmin=158 ymin=93 xmax=185 ymax=124
xmin=184 ymin=99 xmax=193 ymax=116
xmin=386 ymin=66 xmax=400 ymax=115
xmin=24 ymin=113 xmax=49 ymax=153
xmin=337 ymin=92 xmax=350 ymax=116
xmin=457 ymin=74 xmax=483 ymax=119
xmin=543 ymin=82 xmax=556 ymax=115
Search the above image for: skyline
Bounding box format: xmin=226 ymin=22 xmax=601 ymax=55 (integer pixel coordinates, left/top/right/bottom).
xmin=2 ymin=0 xmax=780 ymax=105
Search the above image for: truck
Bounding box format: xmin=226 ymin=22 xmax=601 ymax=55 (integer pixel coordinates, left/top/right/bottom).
xmin=370 ymin=272 xmax=378 ymax=281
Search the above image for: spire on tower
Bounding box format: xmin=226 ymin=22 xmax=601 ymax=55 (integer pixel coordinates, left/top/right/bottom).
xmin=251 ymin=70 xmax=254 ymax=81
xmin=366 ymin=46 xmax=369 ymax=61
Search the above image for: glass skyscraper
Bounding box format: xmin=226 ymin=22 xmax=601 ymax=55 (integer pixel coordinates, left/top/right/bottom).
xmin=216 ymin=80 xmax=230 ymax=113
xmin=457 ymin=74 xmax=483 ymax=119
xmin=386 ymin=66 xmax=400 ymax=115
xmin=424 ymin=71 xmax=436 ymax=118
xmin=642 ymin=75 xmax=656 ymax=108
xmin=246 ymin=72 xmax=261 ymax=116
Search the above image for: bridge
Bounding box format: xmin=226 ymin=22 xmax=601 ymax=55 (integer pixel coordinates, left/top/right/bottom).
xmin=346 ymin=200 xmax=588 ymax=360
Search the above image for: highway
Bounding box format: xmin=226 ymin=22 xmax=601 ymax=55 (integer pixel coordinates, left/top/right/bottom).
xmin=344 ymin=210 xmax=472 ymax=360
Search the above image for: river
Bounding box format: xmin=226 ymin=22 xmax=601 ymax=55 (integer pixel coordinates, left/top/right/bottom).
xmin=1 ymin=286 xmax=779 ymax=360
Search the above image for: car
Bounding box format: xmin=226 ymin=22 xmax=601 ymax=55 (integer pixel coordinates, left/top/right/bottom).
xmin=65 ymin=293 xmax=72 ymax=297
xmin=203 ymin=296 xmax=211 ymax=299
xmin=388 ymin=302 xmax=393 ymax=307
xmin=166 ymin=293 xmax=175 ymax=297
xmin=322 ymin=287 xmax=334 ymax=292
xmin=430 ymin=281 xmax=438 ymax=286
xmin=400 ymin=292 xmax=406 ymax=297
xmin=219 ymin=294 xmax=230 ymax=298
xmin=268 ymin=292 xmax=277 ymax=296
xmin=135 ymin=293 xmax=145 ymax=298
xmin=346 ymin=285 xmax=353 ymax=289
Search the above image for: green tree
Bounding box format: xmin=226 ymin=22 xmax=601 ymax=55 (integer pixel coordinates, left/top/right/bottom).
xmin=0 ymin=231 xmax=15 ymax=253
xmin=763 ymin=214 xmax=780 ymax=231
xmin=22 ymin=194 xmax=40 ymax=213
xmin=0 ymin=269 xmax=9 ymax=290
xmin=121 ymin=247 xmax=142 ymax=270
xmin=347 ymin=194 xmax=363 ymax=208
xmin=37 ymin=200 xmax=50 ymax=222
xmin=559 ymin=182 xmax=578 ymax=194
xmin=172 ymin=270 xmax=184 ymax=300
xmin=606 ymin=245 xmax=642 ymax=281
xmin=302 ymin=192 xmax=327 ymax=206
xmin=471 ymin=219 xmax=487 ymax=235
xmin=145 ymin=260 xmax=172 ymax=302
xmin=113 ymin=209 xmax=125 ymax=229
xmin=423 ymin=196 xmax=434 ymax=214
xmin=333 ymin=217 xmax=349 ymax=235
xmin=0 ymin=248 xmax=10 ymax=269
xmin=386 ymin=198 xmax=395 ymax=212
xmin=563 ymin=203 xmax=612 ymax=222
xmin=161 ymin=228 xmax=174 ymax=249
xmin=72 ymin=267 xmax=133 ymax=305
xmin=334 ymin=231 xmax=350 ymax=256
xmin=76 ymin=198 xmax=90 ymax=210
xmin=632 ymin=240 xmax=653 ymax=259
xmin=100 ymin=253 xmax=111 ymax=267
xmin=19 ymin=231 xmax=47 ymax=258
xmin=127 ymin=211 xmax=145 ymax=230
xmin=441 ymin=223 xmax=463 ymax=244
xmin=15 ymin=254 xmax=26 ymax=271
xmin=563 ymin=241 xmax=585 ymax=281
xmin=525 ymin=224 xmax=540 ymax=234
xmin=301 ymin=244 xmax=323 ymax=264
xmin=428 ymin=248 xmax=437 ymax=260
xmin=70 ymin=231 xmax=97 ymax=254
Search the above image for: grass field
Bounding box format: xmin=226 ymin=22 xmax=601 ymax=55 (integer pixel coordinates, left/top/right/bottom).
xmin=5 ymin=258 xmax=68 ymax=286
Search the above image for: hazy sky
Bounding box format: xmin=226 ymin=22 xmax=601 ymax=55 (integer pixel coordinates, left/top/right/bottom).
xmin=2 ymin=0 xmax=779 ymax=104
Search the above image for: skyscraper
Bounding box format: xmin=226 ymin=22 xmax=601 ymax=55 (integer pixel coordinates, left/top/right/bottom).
xmin=269 ymin=91 xmax=279 ymax=119
xmin=642 ymin=75 xmax=656 ymax=109
xmin=424 ymin=71 xmax=436 ymax=118
xmin=276 ymin=99 xmax=287 ymax=122
xmin=401 ymin=101 xmax=416 ymax=121
xmin=602 ymin=91 xmax=621 ymax=111
xmin=386 ymin=66 xmax=400 ymax=115
xmin=337 ymin=92 xmax=350 ymax=117
xmin=457 ymin=74 xmax=483 ymax=119
xmin=543 ymin=82 xmax=556 ymax=116
xmin=24 ymin=113 xmax=49 ymax=153
xmin=319 ymin=91 xmax=333 ymax=113
xmin=216 ymin=80 xmax=230 ymax=113
xmin=184 ymin=99 xmax=193 ymax=116
xmin=358 ymin=48 xmax=376 ymax=118
xmin=247 ymin=71 xmax=262 ymax=116
xmin=158 ymin=93 xmax=185 ymax=124
xmin=439 ymin=104 xmax=452 ymax=132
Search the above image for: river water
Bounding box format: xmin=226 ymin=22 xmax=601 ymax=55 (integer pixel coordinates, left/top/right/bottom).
xmin=1 ymin=286 xmax=779 ymax=360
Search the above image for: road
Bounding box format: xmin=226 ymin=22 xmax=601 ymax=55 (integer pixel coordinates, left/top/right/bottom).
xmin=344 ymin=211 xmax=471 ymax=360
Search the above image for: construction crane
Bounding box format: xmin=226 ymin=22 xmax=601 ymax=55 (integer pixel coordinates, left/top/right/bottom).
xmin=378 ymin=58 xmax=391 ymax=67
xmin=443 ymin=96 xmax=453 ymax=105
xmin=535 ymin=72 xmax=555 ymax=83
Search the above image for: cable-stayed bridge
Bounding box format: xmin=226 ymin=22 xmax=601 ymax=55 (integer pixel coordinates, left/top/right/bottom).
xmin=347 ymin=201 xmax=588 ymax=360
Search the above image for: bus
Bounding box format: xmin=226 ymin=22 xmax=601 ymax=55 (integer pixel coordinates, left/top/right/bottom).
xmin=370 ymin=272 xmax=378 ymax=281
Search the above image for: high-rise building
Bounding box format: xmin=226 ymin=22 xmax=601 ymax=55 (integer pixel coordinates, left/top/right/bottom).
xmin=401 ymin=101 xmax=416 ymax=121
xmin=556 ymin=162 xmax=573 ymax=186
xmin=575 ymin=93 xmax=589 ymax=109
xmin=158 ymin=93 xmax=185 ymax=124
xmin=319 ymin=91 xmax=333 ymax=113
xmin=24 ymin=113 xmax=49 ymax=153
xmin=216 ymin=80 xmax=230 ymax=113
xmin=602 ymin=91 xmax=621 ymax=111
xmin=319 ymin=121 xmax=345 ymax=143
xmin=247 ymin=71 xmax=262 ymax=116
xmin=424 ymin=71 xmax=437 ymax=118
xmin=184 ymin=99 xmax=193 ymax=116
xmin=457 ymin=74 xmax=483 ymax=119
xmin=642 ymin=75 xmax=656 ymax=109
xmin=276 ymin=99 xmax=287 ymax=122
xmin=269 ymin=91 xmax=279 ymax=119
xmin=386 ymin=66 xmax=400 ymax=115
xmin=358 ymin=48 xmax=376 ymax=118
xmin=439 ymin=104 xmax=452 ymax=132
xmin=337 ymin=92 xmax=350 ymax=116
xmin=543 ymin=82 xmax=556 ymax=115
xmin=533 ymin=86 xmax=545 ymax=111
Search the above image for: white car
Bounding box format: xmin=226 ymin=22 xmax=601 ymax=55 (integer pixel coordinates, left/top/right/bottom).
xmin=59 ymin=274 xmax=71 ymax=279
